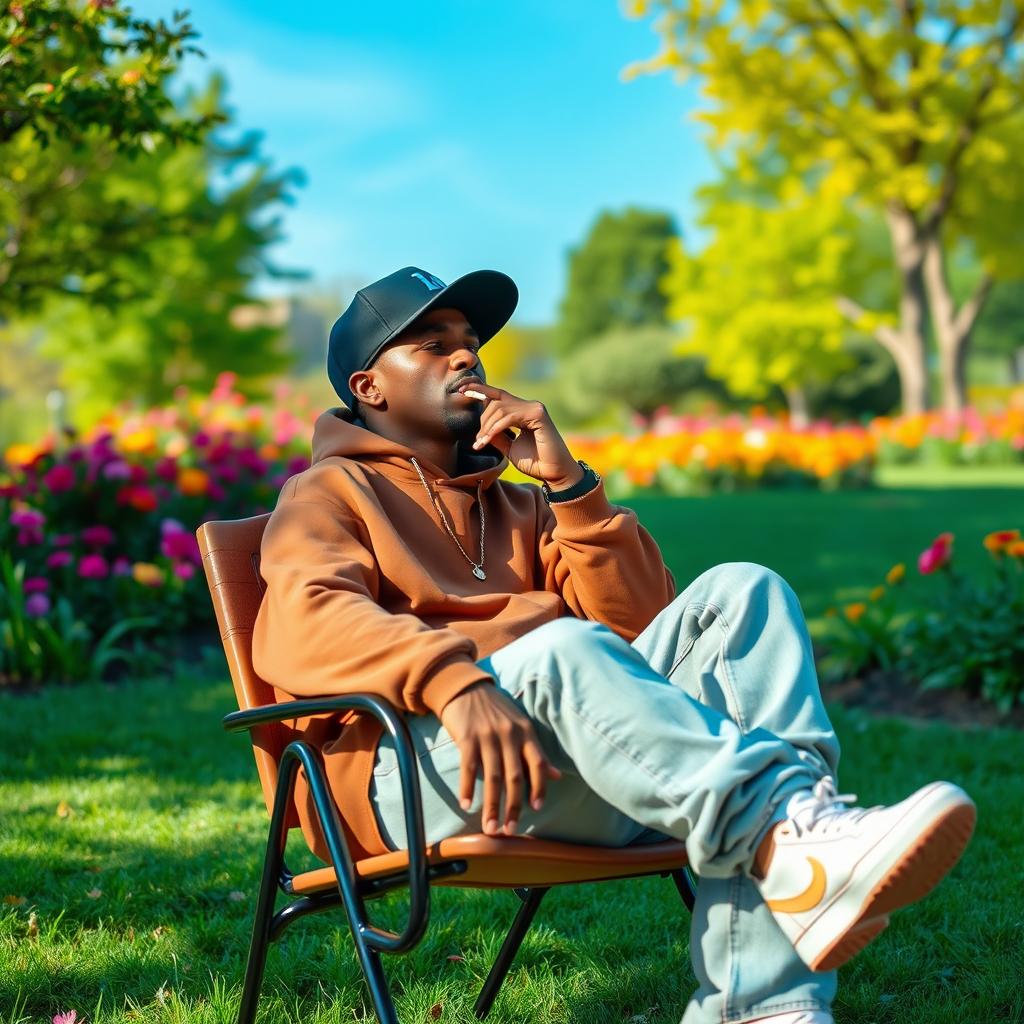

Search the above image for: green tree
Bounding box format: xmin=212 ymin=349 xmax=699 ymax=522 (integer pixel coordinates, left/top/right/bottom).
xmin=627 ymin=0 xmax=1024 ymax=414
xmin=0 ymin=0 xmax=220 ymax=313
xmin=556 ymin=206 xmax=678 ymax=352
xmin=973 ymin=280 xmax=1024 ymax=384
xmin=13 ymin=75 xmax=304 ymax=424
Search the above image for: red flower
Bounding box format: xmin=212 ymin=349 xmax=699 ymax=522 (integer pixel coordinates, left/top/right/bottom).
xmin=43 ymin=464 xmax=76 ymax=493
xmin=154 ymin=456 xmax=178 ymax=481
xmin=81 ymin=525 xmax=115 ymax=547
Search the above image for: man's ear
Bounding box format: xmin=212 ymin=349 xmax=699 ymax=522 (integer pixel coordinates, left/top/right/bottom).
xmin=349 ymin=370 xmax=385 ymax=409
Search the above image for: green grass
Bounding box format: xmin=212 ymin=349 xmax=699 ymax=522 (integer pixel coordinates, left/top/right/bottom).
xmin=0 ymin=671 xmax=1020 ymax=1024
xmin=2 ymin=483 xmax=1023 ymax=1023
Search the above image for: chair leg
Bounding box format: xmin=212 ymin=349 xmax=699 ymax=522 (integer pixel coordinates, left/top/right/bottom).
xmin=352 ymin=935 xmax=399 ymax=1024
xmin=473 ymin=887 xmax=549 ymax=1020
xmin=671 ymin=867 xmax=697 ymax=913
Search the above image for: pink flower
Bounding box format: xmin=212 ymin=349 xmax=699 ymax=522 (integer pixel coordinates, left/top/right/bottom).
xmin=129 ymin=464 xmax=148 ymax=483
xmin=65 ymin=447 xmax=86 ymax=463
xmin=51 ymin=533 xmax=75 ymax=547
xmin=918 ymin=532 xmax=954 ymax=575
xmin=172 ymin=561 xmax=196 ymax=580
xmin=205 ymin=441 xmax=231 ymax=465
xmin=192 ymin=430 xmax=211 ymax=447
xmin=23 ymin=576 xmax=49 ymax=593
xmin=46 ymin=550 xmax=73 ymax=569
xmin=81 ymin=525 xmax=115 ymax=547
xmin=217 ymin=463 xmax=239 ymax=484
xmin=26 ymin=593 xmax=50 ymax=617
xmin=43 ymin=464 xmax=76 ymax=493
xmin=52 ymin=1012 xmax=77 ymax=1024
xmin=112 ymin=556 xmax=132 ymax=576
xmin=77 ymin=554 xmax=109 ymax=579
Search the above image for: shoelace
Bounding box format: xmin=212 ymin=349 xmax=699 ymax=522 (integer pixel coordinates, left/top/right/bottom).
xmin=786 ymin=776 xmax=865 ymax=837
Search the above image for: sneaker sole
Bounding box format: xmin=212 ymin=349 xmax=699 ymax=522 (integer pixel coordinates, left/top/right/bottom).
xmin=801 ymin=783 xmax=976 ymax=972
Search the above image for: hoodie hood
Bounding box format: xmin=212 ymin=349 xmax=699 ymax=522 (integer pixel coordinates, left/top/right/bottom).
xmin=310 ymin=406 xmax=508 ymax=488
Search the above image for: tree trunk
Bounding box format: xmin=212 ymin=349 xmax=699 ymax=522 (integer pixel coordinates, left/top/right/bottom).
xmin=922 ymin=233 xmax=994 ymax=415
xmin=782 ymin=384 xmax=810 ymax=428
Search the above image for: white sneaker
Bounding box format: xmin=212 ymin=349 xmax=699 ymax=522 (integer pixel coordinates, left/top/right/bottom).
xmin=754 ymin=777 xmax=976 ymax=972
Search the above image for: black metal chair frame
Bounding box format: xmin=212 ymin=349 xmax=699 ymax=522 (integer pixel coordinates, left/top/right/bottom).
xmin=225 ymin=692 xmax=697 ymax=1024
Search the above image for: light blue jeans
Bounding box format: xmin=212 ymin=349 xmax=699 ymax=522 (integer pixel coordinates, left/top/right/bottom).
xmin=370 ymin=562 xmax=841 ymax=1023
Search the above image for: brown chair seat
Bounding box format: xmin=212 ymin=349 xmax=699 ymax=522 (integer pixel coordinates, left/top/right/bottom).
xmin=291 ymin=834 xmax=689 ymax=894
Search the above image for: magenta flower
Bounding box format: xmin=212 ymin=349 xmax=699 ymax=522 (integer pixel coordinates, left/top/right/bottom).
xmin=81 ymin=525 xmax=115 ymax=547
xmin=77 ymin=554 xmax=109 ymax=579
xmin=46 ymin=551 xmax=73 ymax=569
xmin=129 ymin=464 xmax=149 ymax=483
xmin=10 ymin=509 xmax=45 ymax=529
xmin=65 ymin=447 xmax=86 ymax=463
xmin=173 ymin=561 xmax=196 ymax=580
xmin=207 ymin=481 xmax=225 ymax=501
xmin=217 ymin=464 xmax=240 ymax=484
xmin=161 ymin=529 xmax=201 ymax=564
xmin=112 ymin=556 xmax=132 ymax=576
xmin=0 ymin=481 xmax=20 ymax=499
xmin=25 ymin=593 xmax=50 ymax=617
xmin=23 ymin=577 xmax=49 ymax=594
xmin=43 ymin=464 xmax=76 ymax=493
xmin=192 ymin=430 xmax=211 ymax=447
xmin=51 ymin=533 xmax=75 ymax=547
xmin=287 ymin=455 xmax=310 ymax=476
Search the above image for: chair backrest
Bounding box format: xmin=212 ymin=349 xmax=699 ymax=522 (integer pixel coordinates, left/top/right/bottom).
xmin=196 ymin=514 xmax=298 ymax=827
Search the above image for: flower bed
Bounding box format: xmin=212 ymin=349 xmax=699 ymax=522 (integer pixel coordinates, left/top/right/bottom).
xmin=821 ymin=529 xmax=1024 ymax=712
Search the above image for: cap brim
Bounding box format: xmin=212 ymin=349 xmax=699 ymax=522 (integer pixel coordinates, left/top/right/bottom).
xmin=363 ymin=269 xmax=519 ymax=370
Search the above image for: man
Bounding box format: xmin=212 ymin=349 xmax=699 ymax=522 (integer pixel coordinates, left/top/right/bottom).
xmin=251 ymin=265 xmax=976 ymax=1024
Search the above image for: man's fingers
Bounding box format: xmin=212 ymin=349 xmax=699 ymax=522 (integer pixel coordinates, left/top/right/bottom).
xmin=523 ymin=742 xmax=550 ymax=811
xmin=480 ymin=736 xmax=503 ymax=836
xmin=500 ymin=735 xmax=525 ymax=834
xmin=458 ymin=741 xmax=479 ymax=812
xmin=475 ymin=413 xmax=521 ymax=449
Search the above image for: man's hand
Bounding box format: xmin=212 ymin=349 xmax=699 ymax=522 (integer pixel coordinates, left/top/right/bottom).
xmin=456 ymin=380 xmax=584 ymax=490
xmin=439 ymin=681 xmax=563 ymax=836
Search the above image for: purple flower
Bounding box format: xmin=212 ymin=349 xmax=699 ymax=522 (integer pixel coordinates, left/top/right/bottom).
xmin=160 ymin=517 xmax=186 ymax=535
xmin=43 ymin=464 xmax=76 ymax=493
xmin=65 ymin=447 xmax=86 ymax=463
xmin=112 ymin=556 xmax=132 ymax=576
xmin=77 ymin=554 xmax=109 ymax=579
xmin=192 ymin=430 xmax=211 ymax=447
xmin=51 ymin=533 xmax=75 ymax=547
xmin=101 ymin=460 xmax=132 ymax=481
xmin=46 ymin=551 xmax=73 ymax=569
xmin=287 ymin=455 xmax=309 ymax=476
xmin=25 ymin=593 xmax=50 ymax=617
xmin=23 ymin=577 xmax=49 ymax=594
xmin=81 ymin=525 xmax=115 ymax=547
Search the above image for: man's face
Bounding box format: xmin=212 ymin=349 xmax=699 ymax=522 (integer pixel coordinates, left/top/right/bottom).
xmin=353 ymin=306 xmax=488 ymax=442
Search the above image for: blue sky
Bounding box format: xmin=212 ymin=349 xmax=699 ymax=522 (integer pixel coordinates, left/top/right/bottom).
xmin=130 ymin=0 xmax=712 ymax=323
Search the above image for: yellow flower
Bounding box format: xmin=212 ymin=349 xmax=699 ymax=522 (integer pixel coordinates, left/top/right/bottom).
xmin=869 ymin=586 xmax=886 ymax=602
xmin=177 ymin=467 xmax=209 ymax=496
xmin=885 ymin=563 xmax=905 ymax=585
xmin=844 ymin=602 xmax=867 ymax=623
xmin=132 ymin=562 xmax=164 ymax=587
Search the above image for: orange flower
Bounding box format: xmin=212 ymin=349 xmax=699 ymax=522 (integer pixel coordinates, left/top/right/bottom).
xmin=844 ymin=602 xmax=867 ymax=622
xmin=983 ymin=529 xmax=1021 ymax=554
xmin=1006 ymin=539 xmax=1024 ymax=559
xmin=885 ymin=563 xmax=906 ymax=585
xmin=869 ymin=585 xmax=886 ymax=601
xmin=177 ymin=467 xmax=209 ymax=496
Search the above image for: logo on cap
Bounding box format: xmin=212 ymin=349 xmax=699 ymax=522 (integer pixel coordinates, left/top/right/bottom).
xmin=410 ymin=271 xmax=446 ymax=292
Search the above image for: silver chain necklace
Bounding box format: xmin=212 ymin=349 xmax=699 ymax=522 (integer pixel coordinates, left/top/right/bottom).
xmin=410 ymin=457 xmax=487 ymax=580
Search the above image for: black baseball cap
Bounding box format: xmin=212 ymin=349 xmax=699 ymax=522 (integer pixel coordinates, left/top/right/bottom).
xmin=327 ymin=265 xmax=519 ymax=408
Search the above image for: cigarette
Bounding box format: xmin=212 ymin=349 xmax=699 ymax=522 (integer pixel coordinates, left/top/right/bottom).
xmin=463 ymin=389 xmax=487 ymax=400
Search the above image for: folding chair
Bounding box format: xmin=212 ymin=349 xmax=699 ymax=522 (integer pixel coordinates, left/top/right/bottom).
xmin=197 ymin=512 xmax=696 ymax=1024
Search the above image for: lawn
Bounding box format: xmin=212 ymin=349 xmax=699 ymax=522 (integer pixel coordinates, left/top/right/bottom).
xmin=2 ymin=484 xmax=1022 ymax=1024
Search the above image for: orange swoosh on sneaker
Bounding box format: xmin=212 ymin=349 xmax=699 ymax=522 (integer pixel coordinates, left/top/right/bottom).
xmin=765 ymin=856 xmax=827 ymax=914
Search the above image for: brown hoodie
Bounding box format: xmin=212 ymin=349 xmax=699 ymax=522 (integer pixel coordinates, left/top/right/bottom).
xmin=251 ymin=406 xmax=676 ymax=861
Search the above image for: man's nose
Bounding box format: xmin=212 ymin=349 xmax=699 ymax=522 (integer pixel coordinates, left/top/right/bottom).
xmin=450 ymin=346 xmax=479 ymax=370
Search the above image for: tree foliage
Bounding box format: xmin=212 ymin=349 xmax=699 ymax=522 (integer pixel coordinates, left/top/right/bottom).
xmin=556 ymin=206 xmax=678 ymax=352
xmin=0 ymin=0 xmax=221 ymax=312
xmin=627 ymin=0 xmax=1024 ymax=413
xmin=14 ymin=75 xmax=304 ymax=423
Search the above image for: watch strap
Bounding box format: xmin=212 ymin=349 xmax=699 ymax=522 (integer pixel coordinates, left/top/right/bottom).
xmin=542 ymin=460 xmax=601 ymax=504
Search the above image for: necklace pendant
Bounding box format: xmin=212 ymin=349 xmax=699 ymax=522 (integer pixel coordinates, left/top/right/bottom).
xmin=472 ymin=566 xmax=487 ymax=580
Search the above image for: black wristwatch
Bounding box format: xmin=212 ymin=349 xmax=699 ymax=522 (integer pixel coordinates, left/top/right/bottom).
xmin=541 ymin=460 xmax=601 ymax=504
